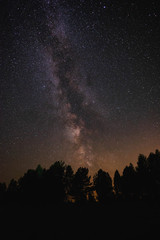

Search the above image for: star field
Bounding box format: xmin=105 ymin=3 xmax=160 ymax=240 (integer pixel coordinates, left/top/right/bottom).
xmin=1 ymin=0 xmax=160 ymax=182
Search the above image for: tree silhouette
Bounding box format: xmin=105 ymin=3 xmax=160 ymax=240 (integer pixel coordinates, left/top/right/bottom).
xmin=36 ymin=164 xmax=44 ymax=178
xmin=93 ymin=169 xmax=113 ymax=203
xmin=147 ymin=149 xmax=160 ymax=199
xmin=71 ymin=167 xmax=91 ymax=203
xmin=1 ymin=148 xmax=160 ymax=205
xmin=121 ymin=163 xmax=137 ymax=199
xmin=7 ymin=179 xmax=18 ymax=202
xmin=0 ymin=182 xmax=6 ymax=203
xmin=18 ymin=168 xmax=41 ymax=203
xmin=64 ymin=165 xmax=74 ymax=201
xmin=44 ymin=161 xmax=66 ymax=203
xmin=0 ymin=182 xmax=6 ymax=193
xmin=137 ymin=154 xmax=147 ymax=172
xmin=136 ymin=154 xmax=149 ymax=198
xmin=8 ymin=179 xmax=18 ymax=193
xmin=114 ymin=170 xmax=121 ymax=197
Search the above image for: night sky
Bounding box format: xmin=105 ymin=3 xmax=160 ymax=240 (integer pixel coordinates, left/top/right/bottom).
xmin=1 ymin=0 xmax=160 ymax=183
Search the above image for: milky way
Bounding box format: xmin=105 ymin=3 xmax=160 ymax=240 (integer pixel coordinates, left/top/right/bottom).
xmin=42 ymin=0 xmax=104 ymax=169
xmin=1 ymin=0 xmax=160 ymax=182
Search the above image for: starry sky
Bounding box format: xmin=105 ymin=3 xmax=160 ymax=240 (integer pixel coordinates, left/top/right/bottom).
xmin=1 ymin=0 xmax=160 ymax=183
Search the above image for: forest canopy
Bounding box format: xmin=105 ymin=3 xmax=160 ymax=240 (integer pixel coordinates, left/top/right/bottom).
xmin=1 ymin=149 xmax=160 ymax=204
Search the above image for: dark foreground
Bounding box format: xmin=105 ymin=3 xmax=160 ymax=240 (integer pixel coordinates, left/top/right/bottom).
xmin=0 ymin=201 xmax=160 ymax=240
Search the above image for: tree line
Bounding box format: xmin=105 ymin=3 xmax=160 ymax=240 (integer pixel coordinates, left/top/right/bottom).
xmin=0 ymin=149 xmax=160 ymax=204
